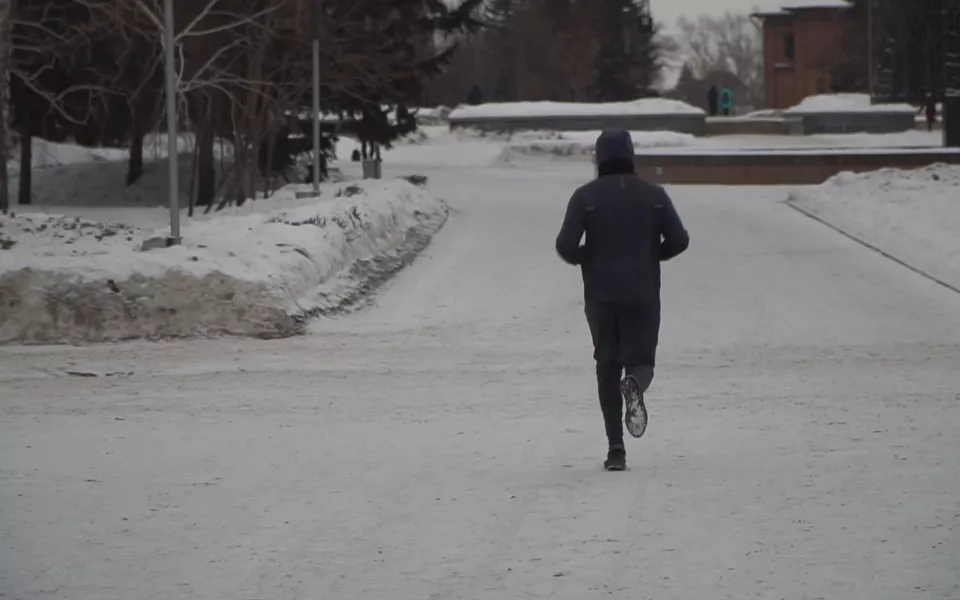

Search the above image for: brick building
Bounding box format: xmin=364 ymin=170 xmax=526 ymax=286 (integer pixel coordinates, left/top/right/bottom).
xmin=753 ymin=3 xmax=850 ymax=109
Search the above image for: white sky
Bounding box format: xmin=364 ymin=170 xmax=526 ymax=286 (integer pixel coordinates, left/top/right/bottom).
xmin=650 ymin=0 xmax=842 ymax=31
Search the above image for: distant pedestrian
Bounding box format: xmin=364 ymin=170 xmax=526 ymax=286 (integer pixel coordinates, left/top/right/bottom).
xmin=466 ymin=85 xmax=483 ymax=106
xmin=920 ymin=94 xmax=937 ymax=131
xmin=707 ymin=85 xmax=719 ymax=116
xmin=555 ymin=129 xmax=690 ymax=472
xmin=719 ymin=86 xmax=733 ymax=116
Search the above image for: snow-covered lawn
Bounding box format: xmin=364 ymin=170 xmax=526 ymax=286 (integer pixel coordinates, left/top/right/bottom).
xmin=788 ymin=164 xmax=960 ymax=291
xmin=784 ymin=93 xmax=915 ymax=114
xmin=0 ymin=180 xmax=447 ymax=344
xmin=7 ymin=135 xmax=240 ymax=215
xmin=447 ymin=98 xmax=704 ymax=120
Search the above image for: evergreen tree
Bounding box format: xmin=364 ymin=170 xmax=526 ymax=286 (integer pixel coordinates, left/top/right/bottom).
xmin=829 ymin=0 xmax=869 ymax=93
xmin=592 ymin=0 xmax=662 ymax=101
xmin=946 ymin=0 xmax=960 ymax=96
xmin=321 ymin=0 xmax=483 ymax=156
xmin=485 ymin=0 xmax=523 ymax=101
xmin=873 ymin=0 xmax=956 ymax=102
xmin=593 ymin=0 xmax=633 ymax=100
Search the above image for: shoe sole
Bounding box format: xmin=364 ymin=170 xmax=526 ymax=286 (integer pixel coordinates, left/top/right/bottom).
xmin=621 ymin=375 xmax=648 ymax=438
xmin=604 ymin=463 xmax=626 ymax=471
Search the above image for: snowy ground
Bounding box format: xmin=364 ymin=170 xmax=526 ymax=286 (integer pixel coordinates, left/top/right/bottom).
xmin=783 ymin=93 xmax=915 ymax=115
xmin=3 ymin=130 xmax=960 ymax=599
xmin=447 ymin=98 xmax=704 ymax=121
xmin=788 ymin=164 xmax=960 ymax=291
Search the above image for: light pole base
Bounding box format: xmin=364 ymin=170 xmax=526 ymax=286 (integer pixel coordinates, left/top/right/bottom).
xmin=141 ymin=236 xmax=181 ymax=252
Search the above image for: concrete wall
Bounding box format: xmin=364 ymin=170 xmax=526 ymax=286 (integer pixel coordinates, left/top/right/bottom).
xmin=447 ymin=113 xmax=914 ymax=137
xmin=795 ymin=112 xmax=916 ymax=134
xmin=705 ymin=118 xmax=792 ymax=136
xmin=633 ymin=151 xmax=960 ymax=185
xmin=448 ymin=113 xmax=707 ymax=136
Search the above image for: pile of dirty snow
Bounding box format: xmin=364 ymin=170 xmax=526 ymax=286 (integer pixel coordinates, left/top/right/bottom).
xmin=0 ymin=179 xmax=448 ymax=344
xmin=787 ymin=164 xmax=960 ymax=290
xmin=784 ymin=93 xmax=915 ymax=114
xmin=494 ymin=130 xmax=695 ymax=163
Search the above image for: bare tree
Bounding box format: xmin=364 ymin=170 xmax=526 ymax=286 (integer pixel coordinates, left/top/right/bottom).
xmin=7 ymin=0 xmax=478 ymax=212
xmin=675 ymin=11 xmax=763 ymax=107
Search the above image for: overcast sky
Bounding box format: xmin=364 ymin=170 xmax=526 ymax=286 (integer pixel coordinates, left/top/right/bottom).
xmin=650 ymin=0 xmax=832 ymax=30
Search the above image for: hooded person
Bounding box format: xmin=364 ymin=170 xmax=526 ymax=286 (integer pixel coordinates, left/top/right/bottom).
xmin=555 ymin=129 xmax=689 ymax=471
xmin=719 ymin=86 xmax=733 ymax=116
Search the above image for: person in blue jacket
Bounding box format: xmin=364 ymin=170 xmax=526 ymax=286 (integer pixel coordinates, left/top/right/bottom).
xmin=719 ymin=86 xmax=733 ymax=116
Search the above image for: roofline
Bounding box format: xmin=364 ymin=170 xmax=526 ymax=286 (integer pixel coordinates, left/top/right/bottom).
xmin=751 ymin=4 xmax=848 ymax=19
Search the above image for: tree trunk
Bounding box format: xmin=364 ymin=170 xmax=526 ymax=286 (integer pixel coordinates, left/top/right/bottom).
xmin=196 ymin=121 xmax=214 ymax=206
xmin=126 ymin=122 xmax=144 ymax=185
xmin=263 ymin=129 xmax=276 ymax=198
xmin=17 ymin=123 xmax=30 ymax=205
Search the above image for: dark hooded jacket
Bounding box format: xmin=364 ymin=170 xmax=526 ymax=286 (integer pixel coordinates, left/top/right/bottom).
xmin=555 ymin=130 xmax=689 ymax=305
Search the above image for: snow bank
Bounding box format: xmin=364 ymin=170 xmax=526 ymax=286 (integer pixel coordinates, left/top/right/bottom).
xmin=493 ymin=130 xmax=695 ymax=163
xmin=0 ymin=180 xmax=448 ymax=344
xmin=781 ymin=0 xmax=849 ymax=8
xmin=448 ymin=98 xmax=704 ymax=120
xmin=784 ymin=93 xmax=915 ymax=114
xmin=414 ymin=106 xmax=451 ymax=125
xmin=787 ymin=164 xmax=960 ymax=290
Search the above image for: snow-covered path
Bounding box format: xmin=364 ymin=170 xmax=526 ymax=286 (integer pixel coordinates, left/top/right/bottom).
xmin=2 ymin=165 xmax=959 ymax=600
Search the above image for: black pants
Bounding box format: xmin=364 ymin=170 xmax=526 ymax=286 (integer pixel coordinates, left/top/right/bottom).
xmin=585 ymin=301 xmax=660 ymax=446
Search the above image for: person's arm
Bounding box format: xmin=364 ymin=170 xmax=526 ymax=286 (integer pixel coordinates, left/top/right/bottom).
xmin=658 ymin=188 xmax=689 ymax=261
xmin=555 ymin=191 xmax=586 ymax=265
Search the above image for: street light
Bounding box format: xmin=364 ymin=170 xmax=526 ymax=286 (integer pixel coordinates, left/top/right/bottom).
xmin=163 ymin=0 xmax=180 ymax=244
xmin=311 ymin=0 xmax=322 ymax=195
xmin=867 ymin=0 xmax=874 ymax=97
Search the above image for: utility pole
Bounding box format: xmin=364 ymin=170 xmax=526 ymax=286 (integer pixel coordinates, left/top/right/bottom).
xmin=867 ymin=0 xmax=874 ymax=97
xmin=0 ymin=0 xmax=11 ymax=214
xmin=163 ymin=0 xmax=180 ymax=244
xmin=311 ymin=0 xmax=322 ymax=195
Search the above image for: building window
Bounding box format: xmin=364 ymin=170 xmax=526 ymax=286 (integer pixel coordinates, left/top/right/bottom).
xmin=784 ymin=33 xmax=795 ymax=60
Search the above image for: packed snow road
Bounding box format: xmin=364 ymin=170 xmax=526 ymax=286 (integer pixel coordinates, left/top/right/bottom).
xmin=2 ymin=163 xmax=959 ymax=600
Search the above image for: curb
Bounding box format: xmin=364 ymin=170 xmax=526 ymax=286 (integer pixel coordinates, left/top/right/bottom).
xmin=784 ymin=200 xmax=960 ymax=297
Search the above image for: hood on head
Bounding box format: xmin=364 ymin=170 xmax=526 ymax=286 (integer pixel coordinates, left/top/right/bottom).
xmin=594 ymin=129 xmax=635 ymax=167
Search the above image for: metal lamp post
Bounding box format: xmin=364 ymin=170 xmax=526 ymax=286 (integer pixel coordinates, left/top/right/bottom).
xmin=311 ymin=0 xmax=322 ymax=195
xmin=867 ymin=0 xmax=874 ymax=97
xmin=163 ymin=0 xmax=180 ymax=244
